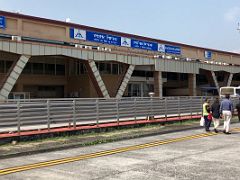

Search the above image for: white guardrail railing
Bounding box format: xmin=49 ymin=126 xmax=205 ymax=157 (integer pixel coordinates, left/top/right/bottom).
xmin=0 ymin=96 xmax=238 ymax=134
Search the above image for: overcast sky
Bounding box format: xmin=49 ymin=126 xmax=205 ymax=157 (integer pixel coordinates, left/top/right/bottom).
xmin=0 ymin=0 xmax=240 ymax=53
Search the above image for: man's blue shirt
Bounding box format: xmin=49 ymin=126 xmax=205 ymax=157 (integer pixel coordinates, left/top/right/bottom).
xmin=220 ymin=98 xmax=233 ymax=112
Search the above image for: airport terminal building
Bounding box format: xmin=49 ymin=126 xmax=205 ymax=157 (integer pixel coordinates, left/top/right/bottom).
xmin=0 ymin=11 xmax=240 ymax=99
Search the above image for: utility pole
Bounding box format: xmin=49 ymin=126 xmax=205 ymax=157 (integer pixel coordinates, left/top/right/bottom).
xmin=237 ymin=22 xmax=240 ymax=32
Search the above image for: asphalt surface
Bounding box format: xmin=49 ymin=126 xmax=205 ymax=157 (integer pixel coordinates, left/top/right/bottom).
xmin=0 ymin=123 xmax=239 ymax=180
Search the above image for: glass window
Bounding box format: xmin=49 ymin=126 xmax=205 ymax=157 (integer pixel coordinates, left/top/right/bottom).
xmin=99 ymin=63 xmax=105 ymax=72
xmin=146 ymin=71 xmax=153 ymax=77
xmin=112 ymin=64 xmax=118 ymax=74
xmin=119 ymin=64 xmax=124 ymax=74
xmin=180 ymin=73 xmax=188 ymax=81
xmin=217 ymin=75 xmax=224 ymax=82
xmin=22 ymin=62 xmax=32 ymax=74
xmin=233 ymin=74 xmax=240 ymax=81
xmin=99 ymin=63 xmax=111 ymax=74
xmin=132 ymin=70 xmax=154 ymax=77
xmin=80 ymin=63 xmax=87 ymax=74
xmin=143 ymin=84 xmax=154 ymax=97
xmin=236 ymin=89 xmax=240 ymax=95
xmin=197 ymin=74 xmax=208 ymax=84
xmin=167 ymin=72 xmax=178 ymax=80
xmin=56 ymin=64 xmax=65 ymax=75
xmin=6 ymin=61 xmax=13 ymax=71
xmin=75 ymin=62 xmax=80 ymax=75
xmin=106 ymin=63 xmax=111 ymax=74
xmin=0 ymin=60 xmax=5 ymax=73
xmin=45 ymin=64 xmax=55 ymax=75
xmin=32 ymin=63 xmax=44 ymax=74
xmin=220 ymin=88 xmax=234 ymax=95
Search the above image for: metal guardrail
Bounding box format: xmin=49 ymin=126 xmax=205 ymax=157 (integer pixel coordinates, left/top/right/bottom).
xmin=0 ymin=96 xmax=238 ymax=134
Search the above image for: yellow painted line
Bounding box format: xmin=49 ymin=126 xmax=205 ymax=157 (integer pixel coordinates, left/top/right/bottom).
xmin=0 ymin=133 xmax=212 ymax=175
xmin=0 ymin=132 xmax=215 ymax=175
xmin=232 ymin=127 xmax=240 ymax=131
xmin=0 ymin=133 xmax=213 ymax=172
xmin=1 ymin=128 xmax=239 ymax=176
xmin=0 ymin=133 xmax=214 ymax=176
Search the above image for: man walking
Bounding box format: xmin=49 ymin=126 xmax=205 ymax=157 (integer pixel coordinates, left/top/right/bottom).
xmin=220 ymin=94 xmax=233 ymax=134
xmin=211 ymin=97 xmax=221 ymax=133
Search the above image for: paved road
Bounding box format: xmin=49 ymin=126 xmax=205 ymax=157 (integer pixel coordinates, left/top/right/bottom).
xmin=0 ymin=124 xmax=240 ymax=180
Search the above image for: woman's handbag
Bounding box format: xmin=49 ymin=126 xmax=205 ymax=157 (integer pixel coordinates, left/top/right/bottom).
xmin=207 ymin=113 xmax=212 ymax=121
xmin=200 ymin=117 xmax=204 ymax=126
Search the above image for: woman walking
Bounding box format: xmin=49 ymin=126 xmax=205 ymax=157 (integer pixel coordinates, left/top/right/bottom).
xmin=203 ymin=98 xmax=211 ymax=132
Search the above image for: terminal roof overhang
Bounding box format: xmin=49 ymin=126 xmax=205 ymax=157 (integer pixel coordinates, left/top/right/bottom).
xmin=0 ymin=10 xmax=239 ymax=57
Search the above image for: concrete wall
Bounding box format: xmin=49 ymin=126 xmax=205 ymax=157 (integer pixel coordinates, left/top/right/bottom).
xmin=1 ymin=11 xmax=240 ymax=65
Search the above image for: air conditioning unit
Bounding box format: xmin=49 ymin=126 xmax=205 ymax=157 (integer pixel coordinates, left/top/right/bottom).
xmin=92 ymin=46 xmax=100 ymax=50
xmin=74 ymin=44 xmax=83 ymax=48
xmin=85 ymin=46 xmax=92 ymax=50
xmin=11 ymin=36 xmax=21 ymax=42
xmin=103 ymin=47 xmax=111 ymax=52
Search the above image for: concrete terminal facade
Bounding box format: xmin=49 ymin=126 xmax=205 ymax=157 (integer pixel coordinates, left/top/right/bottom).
xmin=0 ymin=11 xmax=240 ymax=99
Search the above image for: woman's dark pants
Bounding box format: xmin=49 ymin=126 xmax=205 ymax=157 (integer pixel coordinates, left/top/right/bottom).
xmin=204 ymin=115 xmax=211 ymax=131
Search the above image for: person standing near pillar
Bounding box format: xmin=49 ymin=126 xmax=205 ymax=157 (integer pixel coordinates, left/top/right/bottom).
xmin=211 ymin=97 xmax=220 ymax=133
xmin=220 ymin=94 xmax=233 ymax=134
xmin=203 ymin=98 xmax=211 ymax=132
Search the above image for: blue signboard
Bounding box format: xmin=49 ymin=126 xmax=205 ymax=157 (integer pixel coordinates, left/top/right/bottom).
xmin=86 ymin=31 xmax=121 ymax=46
xmin=69 ymin=27 xmax=182 ymax=55
xmin=205 ymin=51 xmax=212 ymax=59
xmin=165 ymin=45 xmax=181 ymax=55
xmin=131 ymin=39 xmax=158 ymax=51
xmin=0 ymin=16 xmax=6 ymax=29
xmin=69 ymin=28 xmax=86 ymax=40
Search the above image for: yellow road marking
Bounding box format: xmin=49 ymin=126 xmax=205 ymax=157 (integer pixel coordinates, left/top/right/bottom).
xmin=0 ymin=128 xmax=239 ymax=176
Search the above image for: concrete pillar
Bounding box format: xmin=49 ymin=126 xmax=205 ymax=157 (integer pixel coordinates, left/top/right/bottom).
xmin=0 ymin=55 xmax=30 ymax=100
xmin=211 ymin=71 xmax=220 ymax=95
xmin=116 ymin=65 xmax=135 ymax=99
xmin=221 ymin=72 xmax=228 ymax=87
xmin=154 ymin=71 xmax=163 ymax=98
xmin=227 ymin=73 xmax=233 ymax=86
xmin=85 ymin=60 xmax=110 ymax=98
xmin=205 ymin=71 xmax=215 ymax=86
xmin=188 ymin=73 xmax=196 ymax=96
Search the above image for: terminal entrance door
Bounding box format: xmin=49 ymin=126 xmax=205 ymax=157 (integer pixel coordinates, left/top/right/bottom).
xmin=128 ymin=83 xmax=154 ymax=97
xmin=128 ymin=83 xmax=143 ymax=97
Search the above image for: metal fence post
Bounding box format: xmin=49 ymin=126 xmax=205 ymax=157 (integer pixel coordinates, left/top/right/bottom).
xmin=165 ymin=98 xmax=167 ymax=121
xmin=190 ymin=96 xmax=193 ymax=119
xmin=73 ymin=99 xmax=76 ymax=129
xmin=134 ymin=98 xmax=137 ymax=122
xmin=116 ymin=99 xmax=119 ymax=126
xmin=178 ymin=97 xmax=180 ymax=119
xmin=17 ymin=101 xmax=20 ymax=135
xmin=150 ymin=97 xmax=153 ymax=120
xmin=96 ymin=99 xmax=99 ymax=127
xmin=201 ymin=96 xmax=204 ymax=116
xmin=47 ymin=100 xmax=50 ymax=131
